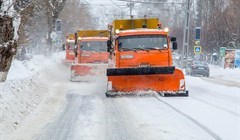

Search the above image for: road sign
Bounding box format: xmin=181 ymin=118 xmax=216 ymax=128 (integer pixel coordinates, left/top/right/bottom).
xmin=194 ymin=46 xmax=202 ymax=54
xmin=220 ymin=47 xmax=226 ymax=57
xmin=50 ymin=31 xmax=57 ymax=40
xmin=53 ymin=32 xmax=62 ymax=47
xmin=55 ymin=39 xmax=62 ymax=46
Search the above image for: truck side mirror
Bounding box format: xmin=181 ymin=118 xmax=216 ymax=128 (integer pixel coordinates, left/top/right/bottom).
xmin=107 ymin=40 xmax=112 ymax=52
xmin=74 ymin=32 xmax=78 ymax=45
xmin=74 ymin=45 xmax=78 ymax=57
xmin=173 ymin=42 xmax=177 ymax=50
xmin=170 ymin=37 xmax=177 ymax=42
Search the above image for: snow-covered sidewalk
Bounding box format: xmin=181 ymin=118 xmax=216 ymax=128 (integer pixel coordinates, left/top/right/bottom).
xmin=209 ymin=65 xmax=240 ymax=83
xmin=0 ymin=53 xmax=67 ymax=138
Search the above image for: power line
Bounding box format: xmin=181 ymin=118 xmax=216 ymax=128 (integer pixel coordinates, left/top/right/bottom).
xmin=117 ymin=0 xmax=185 ymax=5
xmin=109 ymin=0 xmax=124 ymax=18
xmin=80 ymin=3 xmax=126 ymax=7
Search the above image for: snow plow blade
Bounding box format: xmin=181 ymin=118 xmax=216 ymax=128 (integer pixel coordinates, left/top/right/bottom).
xmin=70 ymin=63 xmax=108 ymax=82
xmin=106 ymin=67 xmax=188 ymax=97
xmin=107 ymin=66 xmax=175 ymax=76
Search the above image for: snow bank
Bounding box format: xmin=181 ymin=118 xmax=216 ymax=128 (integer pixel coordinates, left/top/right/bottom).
xmin=6 ymin=60 xmax=31 ymax=80
xmin=0 ymin=52 xmax=66 ymax=138
xmin=209 ymin=65 xmax=240 ymax=82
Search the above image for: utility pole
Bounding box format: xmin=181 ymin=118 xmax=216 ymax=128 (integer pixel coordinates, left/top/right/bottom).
xmin=130 ymin=0 xmax=132 ymax=17
xmin=182 ymin=0 xmax=191 ymax=68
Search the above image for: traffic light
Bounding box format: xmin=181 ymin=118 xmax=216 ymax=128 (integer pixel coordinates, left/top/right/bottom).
xmin=55 ymin=19 xmax=62 ymax=32
xmin=196 ymin=27 xmax=201 ymax=40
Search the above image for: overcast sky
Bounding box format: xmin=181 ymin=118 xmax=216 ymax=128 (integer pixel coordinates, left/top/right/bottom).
xmin=87 ymin=0 xmax=127 ymax=5
xmin=86 ymin=0 xmax=128 ymax=10
xmin=85 ymin=0 xmax=143 ymax=28
xmin=86 ymin=0 xmax=137 ymax=17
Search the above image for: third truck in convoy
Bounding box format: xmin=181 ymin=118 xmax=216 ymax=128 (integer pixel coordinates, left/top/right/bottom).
xmin=63 ymin=33 xmax=75 ymax=64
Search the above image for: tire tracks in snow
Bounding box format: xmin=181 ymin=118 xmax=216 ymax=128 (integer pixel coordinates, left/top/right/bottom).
xmin=35 ymin=92 xmax=93 ymax=140
xmin=104 ymin=98 xmax=141 ymax=140
xmin=191 ymin=86 xmax=239 ymax=104
xmin=200 ymin=77 xmax=240 ymax=88
xmin=191 ymin=96 xmax=239 ymax=117
xmin=189 ymin=85 xmax=240 ymax=116
xmin=154 ymin=95 xmax=222 ymax=140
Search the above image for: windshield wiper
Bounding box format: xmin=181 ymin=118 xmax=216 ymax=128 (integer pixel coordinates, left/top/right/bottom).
xmin=119 ymin=48 xmax=137 ymax=53
xmin=144 ymin=47 xmax=162 ymax=52
xmin=132 ymin=48 xmax=150 ymax=52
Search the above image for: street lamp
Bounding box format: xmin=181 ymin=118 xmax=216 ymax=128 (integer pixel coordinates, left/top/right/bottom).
xmin=182 ymin=0 xmax=191 ymax=68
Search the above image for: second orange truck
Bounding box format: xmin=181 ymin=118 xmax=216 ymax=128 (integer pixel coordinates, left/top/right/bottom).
xmin=70 ymin=30 xmax=109 ymax=82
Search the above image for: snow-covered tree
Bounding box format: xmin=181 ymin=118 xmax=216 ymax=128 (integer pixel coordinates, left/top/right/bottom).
xmin=0 ymin=0 xmax=67 ymax=82
xmin=59 ymin=0 xmax=97 ymax=36
xmin=0 ymin=0 xmax=18 ymax=82
xmin=137 ymin=0 xmax=185 ymax=52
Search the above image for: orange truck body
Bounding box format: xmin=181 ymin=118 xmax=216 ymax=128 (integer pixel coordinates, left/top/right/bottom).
xmin=64 ymin=33 xmax=75 ymax=64
xmin=106 ymin=18 xmax=188 ymax=97
xmin=70 ymin=30 xmax=109 ymax=81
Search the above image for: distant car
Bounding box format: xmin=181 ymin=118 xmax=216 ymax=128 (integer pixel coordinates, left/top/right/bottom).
xmin=186 ymin=61 xmax=210 ymax=77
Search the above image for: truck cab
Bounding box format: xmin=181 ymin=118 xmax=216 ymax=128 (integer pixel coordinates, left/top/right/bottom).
xmin=70 ymin=30 xmax=109 ymax=81
xmin=77 ymin=37 xmax=109 ymax=64
xmin=113 ymin=29 xmax=177 ymax=68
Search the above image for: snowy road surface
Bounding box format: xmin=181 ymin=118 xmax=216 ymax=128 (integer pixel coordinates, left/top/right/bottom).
xmin=1 ymin=54 xmax=239 ymax=140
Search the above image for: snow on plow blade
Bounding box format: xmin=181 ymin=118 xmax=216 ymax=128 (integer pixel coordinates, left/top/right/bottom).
xmin=106 ymin=67 xmax=188 ymax=97
xmin=70 ymin=63 xmax=108 ymax=82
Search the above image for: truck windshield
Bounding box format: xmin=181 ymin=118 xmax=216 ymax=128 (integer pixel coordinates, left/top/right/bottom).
xmin=81 ymin=41 xmax=107 ymax=52
xmin=118 ymin=35 xmax=168 ymax=51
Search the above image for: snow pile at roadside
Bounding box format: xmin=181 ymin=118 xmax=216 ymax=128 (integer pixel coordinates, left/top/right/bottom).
xmin=0 ymin=52 xmax=65 ymax=137
xmin=6 ymin=60 xmax=32 ymax=80
xmin=209 ymin=65 xmax=240 ymax=82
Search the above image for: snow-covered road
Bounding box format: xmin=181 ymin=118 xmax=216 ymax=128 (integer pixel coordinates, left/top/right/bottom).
xmin=1 ymin=53 xmax=239 ymax=140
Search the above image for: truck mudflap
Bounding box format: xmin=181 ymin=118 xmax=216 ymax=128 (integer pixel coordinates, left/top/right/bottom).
xmin=70 ymin=63 xmax=108 ymax=82
xmin=107 ymin=66 xmax=175 ymax=76
xmin=106 ymin=68 xmax=188 ymax=97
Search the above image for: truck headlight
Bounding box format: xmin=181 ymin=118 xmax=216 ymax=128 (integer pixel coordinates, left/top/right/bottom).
xmin=179 ymin=79 xmax=185 ymax=90
xmin=107 ymin=81 xmax=112 ymax=91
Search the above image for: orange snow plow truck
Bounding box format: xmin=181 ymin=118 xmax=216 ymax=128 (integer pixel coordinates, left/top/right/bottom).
xmin=70 ymin=30 xmax=109 ymax=82
xmin=64 ymin=33 xmax=75 ymax=64
xmin=106 ymin=18 xmax=188 ymax=97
